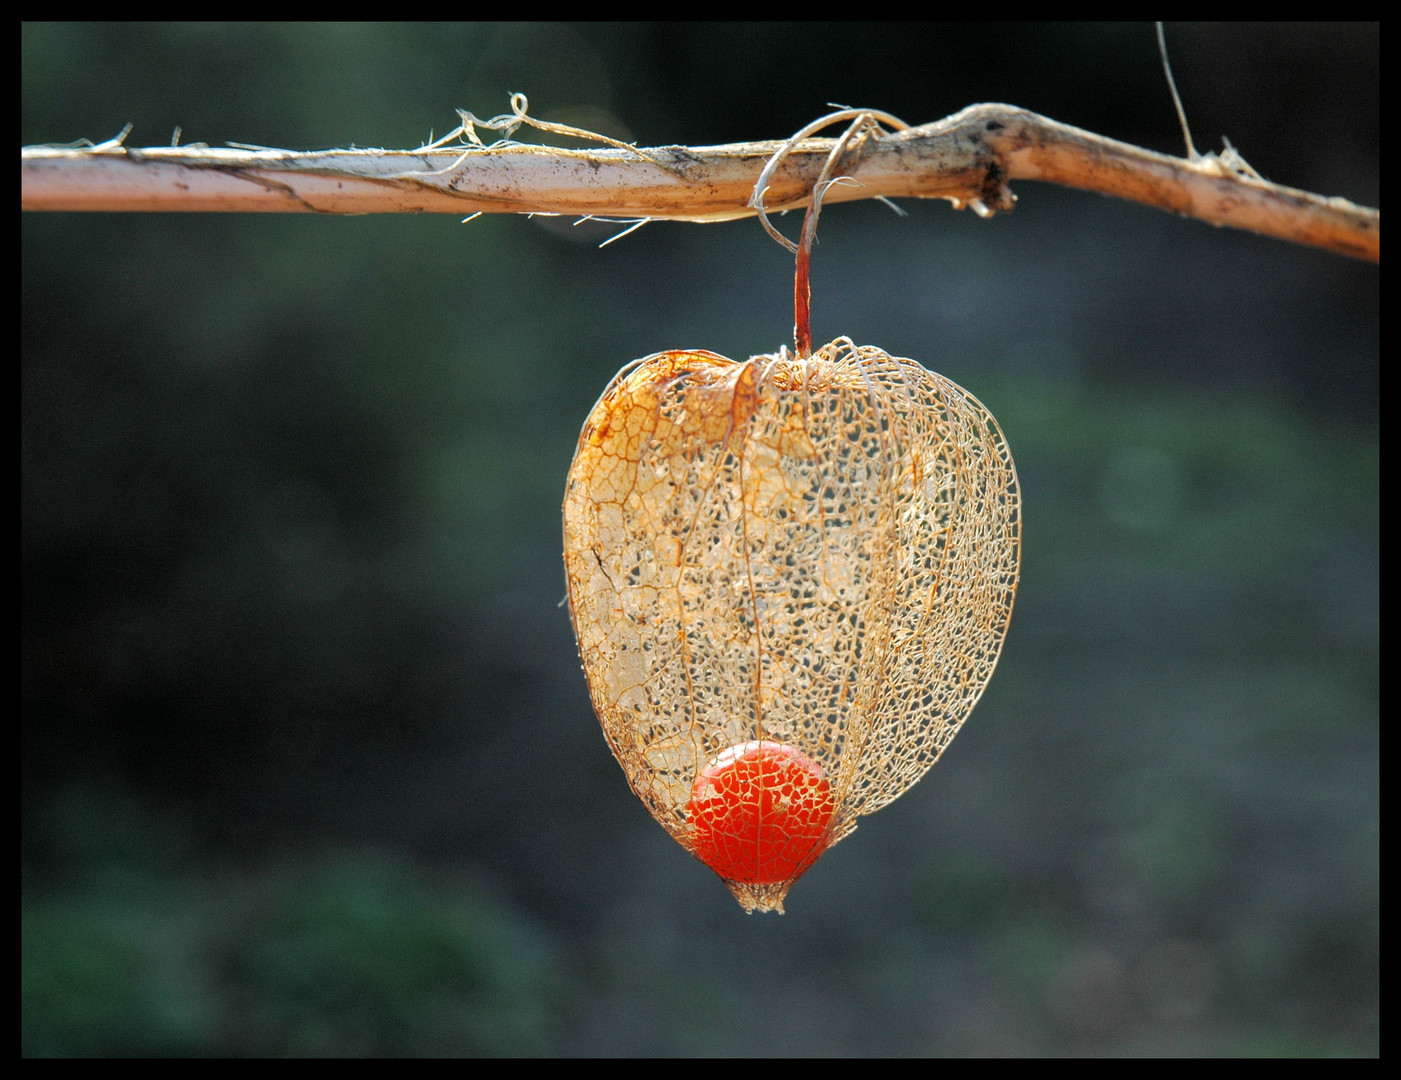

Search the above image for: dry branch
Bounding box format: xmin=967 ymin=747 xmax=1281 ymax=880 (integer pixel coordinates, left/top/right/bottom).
xmin=21 ymin=104 xmax=1378 ymax=262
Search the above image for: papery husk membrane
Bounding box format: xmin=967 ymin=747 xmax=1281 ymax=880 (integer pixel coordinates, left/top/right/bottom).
xmin=563 ymin=339 xmax=1020 ymax=911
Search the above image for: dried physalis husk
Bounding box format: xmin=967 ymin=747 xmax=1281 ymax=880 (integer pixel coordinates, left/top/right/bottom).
xmin=563 ymin=338 xmax=1020 ymax=913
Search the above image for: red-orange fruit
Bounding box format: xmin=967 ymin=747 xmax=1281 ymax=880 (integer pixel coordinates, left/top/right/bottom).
xmin=687 ymin=740 xmax=836 ymax=886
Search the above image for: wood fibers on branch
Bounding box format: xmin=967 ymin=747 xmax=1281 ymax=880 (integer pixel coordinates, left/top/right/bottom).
xmin=21 ymin=99 xmax=1379 ymax=262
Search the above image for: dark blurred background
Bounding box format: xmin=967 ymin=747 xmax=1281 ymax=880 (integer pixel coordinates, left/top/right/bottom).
xmin=22 ymin=22 xmax=1377 ymax=1057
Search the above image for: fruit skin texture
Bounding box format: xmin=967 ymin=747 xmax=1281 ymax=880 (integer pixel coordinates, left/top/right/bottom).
xmin=687 ymin=740 xmax=837 ymax=886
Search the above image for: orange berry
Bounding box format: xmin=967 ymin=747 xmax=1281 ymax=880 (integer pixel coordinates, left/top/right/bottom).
xmin=687 ymin=740 xmax=837 ymax=886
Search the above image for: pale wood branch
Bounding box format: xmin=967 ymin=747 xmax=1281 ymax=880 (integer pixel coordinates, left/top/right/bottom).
xmin=21 ymin=104 xmax=1378 ymax=262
